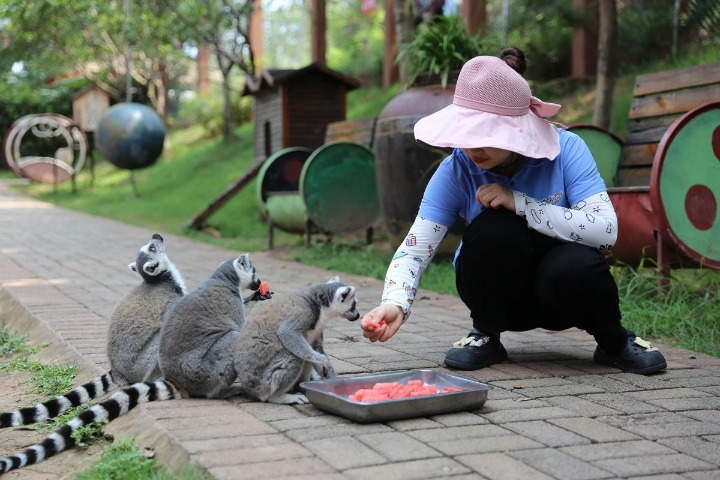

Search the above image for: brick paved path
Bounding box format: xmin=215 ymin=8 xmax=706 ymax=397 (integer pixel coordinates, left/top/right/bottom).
xmin=1 ymin=179 xmax=719 ymax=479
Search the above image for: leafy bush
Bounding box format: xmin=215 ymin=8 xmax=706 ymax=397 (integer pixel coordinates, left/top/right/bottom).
xmin=174 ymin=90 xmax=252 ymax=138
xmin=397 ymin=14 xmax=492 ymax=88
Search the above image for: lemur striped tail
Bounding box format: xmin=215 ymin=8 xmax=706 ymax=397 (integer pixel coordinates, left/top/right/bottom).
xmin=0 ymin=380 xmax=175 ymax=475
xmin=0 ymin=371 xmax=122 ymax=428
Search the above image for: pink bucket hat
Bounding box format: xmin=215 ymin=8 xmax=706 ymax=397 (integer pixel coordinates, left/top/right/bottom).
xmin=414 ymin=56 xmax=562 ymax=159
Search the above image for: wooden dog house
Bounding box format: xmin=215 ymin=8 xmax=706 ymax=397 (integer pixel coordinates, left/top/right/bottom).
xmin=242 ymin=62 xmax=360 ymax=162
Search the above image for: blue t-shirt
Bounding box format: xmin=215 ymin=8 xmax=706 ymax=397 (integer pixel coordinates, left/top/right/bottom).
xmin=418 ymin=128 xmax=607 ymax=260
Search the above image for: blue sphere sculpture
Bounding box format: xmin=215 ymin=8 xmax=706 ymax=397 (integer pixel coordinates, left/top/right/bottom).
xmin=96 ymin=103 xmax=165 ymax=170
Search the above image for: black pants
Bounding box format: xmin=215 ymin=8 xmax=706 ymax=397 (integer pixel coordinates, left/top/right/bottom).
xmin=455 ymin=209 xmax=627 ymax=353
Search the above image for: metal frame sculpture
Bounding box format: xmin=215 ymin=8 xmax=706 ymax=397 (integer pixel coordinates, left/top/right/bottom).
xmin=3 ymin=113 xmax=88 ymax=192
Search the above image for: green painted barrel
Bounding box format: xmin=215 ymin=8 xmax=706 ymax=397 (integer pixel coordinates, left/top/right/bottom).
xmin=651 ymin=101 xmax=720 ymax=269
xmin=300 ymin=141 xmax=380 ymax=233
xmin=567 ymin=124 xmax=623 ymax=188
xmin=256 ymin=147 xmax=312 ymax=233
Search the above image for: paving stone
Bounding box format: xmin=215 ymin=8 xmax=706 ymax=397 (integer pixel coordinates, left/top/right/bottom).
xmin=455 ymin=452 xmax=554 ymax=480
xmin=355 ymin=431 xmax=443 ymax=462
xmin=344 ymin=457 xmax=471 ymax=480
xmin=427 ymin=434 xmax=543 ymax=456
xmin=405 ymin=424 xmax=511 ymax=443
xmin=591 ymin=453 xmax=716 ymax=477
xmin=208 ymin=457 xmax=336 ymax=480
xmin=548 ymin=417 xmax=640 ymax=442
xmin=621 ymin=420 xmax=720 ymax=439
xmin=544 ymin=395 xmax=621 ymax=417
xmin=560 ymin=439 xmax=676 ymax=461
xmin=509 ymin=447 xmax=612 ymax=480
xmin=626 ymin=387 xmax=713 ymax=400
xmin=481 ymin=406 xmax=577 ymax=424
xmin=502 ymin=420 xmax=591 ymax=447
xmin=304 ymin=436 xmax=388 ymax=470
xmin=657 ymin=436 xmax=720 ymax=466
xmin=578 ymin=393 xmax=666 ymax=414
xmin=644 ymin=397 xmax=720 ymax=411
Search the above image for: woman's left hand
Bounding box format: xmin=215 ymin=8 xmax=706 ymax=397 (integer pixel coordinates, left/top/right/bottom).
xmin=476 ymin=183 xmax=515 ymax=211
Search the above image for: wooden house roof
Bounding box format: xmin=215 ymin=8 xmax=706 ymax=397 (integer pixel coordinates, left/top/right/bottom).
xmin=241 ymin=62 xmax=361 ymax=97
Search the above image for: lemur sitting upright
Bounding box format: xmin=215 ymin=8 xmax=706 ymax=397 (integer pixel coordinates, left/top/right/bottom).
xmin=0 ymin=233 xmax=185 ymax=429
xmin=234 ymin=277 xmax=360 ymax=404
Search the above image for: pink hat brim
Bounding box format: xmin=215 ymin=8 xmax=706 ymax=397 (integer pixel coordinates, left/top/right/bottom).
xmin=414 ymin=104 xmax=561 ymax=160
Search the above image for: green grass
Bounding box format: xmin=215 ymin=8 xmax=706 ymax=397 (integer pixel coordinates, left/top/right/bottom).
xmin=0 ymin=328 xmax=78 ymax=397
xmin=76 ymin=438 xmax=211 ymax=480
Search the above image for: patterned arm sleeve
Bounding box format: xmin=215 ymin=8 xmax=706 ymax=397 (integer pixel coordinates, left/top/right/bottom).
xmin=381 ymin=216 xmax=449 ymax=320
xmin=513 ymin=190 xmax=617 ymax=252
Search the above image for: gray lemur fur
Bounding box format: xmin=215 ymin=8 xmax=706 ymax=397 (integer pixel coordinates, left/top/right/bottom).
xmin=108 ymin=233 xmax=186 ymax=384
xmin=159 ymin=254 xmax=262 ymax=399
xmin=234 ymin=277 xmax=360 ymax=405
xmin=0 ymin=233 xmax=185 ymax=429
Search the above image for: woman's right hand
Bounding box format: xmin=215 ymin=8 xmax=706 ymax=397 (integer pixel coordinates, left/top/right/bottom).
xmin=360 ymin=304 xmax=405 ymax=342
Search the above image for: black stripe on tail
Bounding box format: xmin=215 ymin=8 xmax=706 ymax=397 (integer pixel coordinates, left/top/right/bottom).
xmin=0 ymin=380 xmax=175 ymax=475
xmin=0 ymin=371 xmax=119 ymax=428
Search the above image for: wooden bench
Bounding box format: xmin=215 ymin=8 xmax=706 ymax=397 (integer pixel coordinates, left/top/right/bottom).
xmin=569 ymin=61 xmax=720 ymax=273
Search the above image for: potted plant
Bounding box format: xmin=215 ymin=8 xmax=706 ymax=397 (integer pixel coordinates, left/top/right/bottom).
xmin=397 ymin=14 xmax=489 ymax=89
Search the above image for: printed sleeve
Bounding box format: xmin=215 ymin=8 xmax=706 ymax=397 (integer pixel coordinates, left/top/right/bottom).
xmin=381 ymin=216 xmax=449 ymax=320
xmin=513 ymin=190 xmax=617 ymax=253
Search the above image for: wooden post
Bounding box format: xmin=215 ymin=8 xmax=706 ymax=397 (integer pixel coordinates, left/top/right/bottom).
xmin=461 ymin=0 xmax=486 ymax=37
xmin=571 ymin=0 xmax=599 ymax=78
xmin=311 ymin=0 xmax=327 ymax=64
xmin=383 ymin=0 xmax=399 ymax=88
xmin=250 ymin=0 xmax=263 ymax=73
xmin=197 ymin=46 xmax=210 ymax=94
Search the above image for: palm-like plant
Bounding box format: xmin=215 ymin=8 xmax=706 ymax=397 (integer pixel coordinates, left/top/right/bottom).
xmin=397 ymin=15 xmax=491 ymax=89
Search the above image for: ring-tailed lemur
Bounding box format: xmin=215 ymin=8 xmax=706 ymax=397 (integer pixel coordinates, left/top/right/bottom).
xmin=159 ymin=254 xmax=262 ymax=399
xmin=0 ymin=233 xmax=185 ymax=430
xmin=0 ymin=253 xmax=266 ymax=475
xmin=234 ymin=277 xmax=360 ymax=404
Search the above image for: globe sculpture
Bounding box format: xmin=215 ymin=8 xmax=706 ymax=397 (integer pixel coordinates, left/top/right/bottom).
xmin=96 ymin=103 xmax=165 ymax=170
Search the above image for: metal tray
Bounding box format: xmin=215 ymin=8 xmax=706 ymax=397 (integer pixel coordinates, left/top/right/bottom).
xmin=300 ymin=369 xmax=492 ymax=423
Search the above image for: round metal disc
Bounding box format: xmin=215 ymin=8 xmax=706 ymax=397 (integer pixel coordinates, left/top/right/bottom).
xmin=300 ymin=141 xmax=380 ymax=233
xmin=566 ymin=124 xmax=623 ymax=188
xmin=650 ymin=101 xmax=720 ymax=269
xmin=256 ymin=147 xmax=312 ymax=208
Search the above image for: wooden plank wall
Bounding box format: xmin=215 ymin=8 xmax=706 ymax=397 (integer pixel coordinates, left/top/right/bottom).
xmin=613 ymin=62 xmax=720 ymax=188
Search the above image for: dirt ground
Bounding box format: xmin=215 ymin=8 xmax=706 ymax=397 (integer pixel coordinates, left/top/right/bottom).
xmin=0 ymin=362 xmax=109 ymax=479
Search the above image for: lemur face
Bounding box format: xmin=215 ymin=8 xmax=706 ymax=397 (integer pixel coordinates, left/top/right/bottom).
xmin=332 ymin=285 xmax=360 ymax=322
xmin=233 ymin=253 xmax=262 ymax=291
xmin=129 ymin=234 xmax=170 ymax=282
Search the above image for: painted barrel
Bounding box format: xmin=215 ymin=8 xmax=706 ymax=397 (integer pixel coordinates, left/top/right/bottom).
xmin=650 ymin=101 xmax=720 ymax=269
xmin=256 ymin=147 xmax=312 ymax=233
xmin=566 ymin=124 xmax=623 ymax=188
xmin=300 ymin=141 xmax=380 ymax=233
xmin=373 ymin=81 xmax=464 ymax=253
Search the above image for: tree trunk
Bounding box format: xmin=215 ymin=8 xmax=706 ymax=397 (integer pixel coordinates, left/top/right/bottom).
xmin=215 ymin=49 xmax=235 ymax=142
xmin=394 ymin=0 xmax=415 ymax=85
xmin=593 ymin=0 xmax=617 ymax=129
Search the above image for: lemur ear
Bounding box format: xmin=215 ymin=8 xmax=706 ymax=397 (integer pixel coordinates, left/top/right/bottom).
xmin=339 ymin=286 xmax=352 ymax=302
xmin=129 ymin=262 xmax=138 ymax=272
xmin=327 ymin=276 xmax=340 ymax=284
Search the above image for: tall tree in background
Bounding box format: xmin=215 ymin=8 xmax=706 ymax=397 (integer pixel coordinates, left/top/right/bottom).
xmin=170 ymin=0 xmax=257 ymax=141
xmin=593 ymin=0 xmax=617 ymax=129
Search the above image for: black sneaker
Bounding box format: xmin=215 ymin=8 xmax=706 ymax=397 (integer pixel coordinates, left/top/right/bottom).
xmin=444 ymin=329 xmax=508 ymax=370
xmin=593 ymin=330 xmax=667 ymax=375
